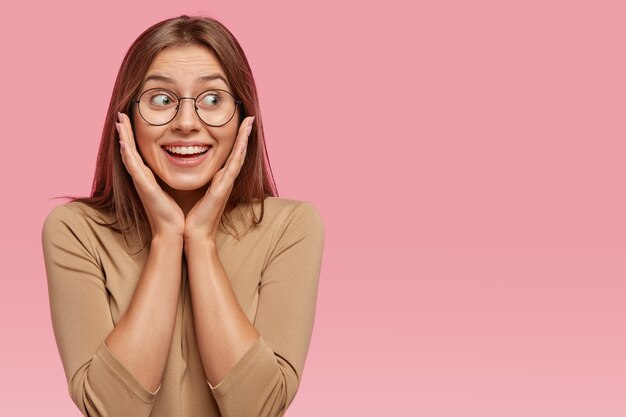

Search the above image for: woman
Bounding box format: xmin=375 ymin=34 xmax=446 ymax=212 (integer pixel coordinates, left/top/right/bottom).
xmin=42 ymin=15 xmax=324 ymax=417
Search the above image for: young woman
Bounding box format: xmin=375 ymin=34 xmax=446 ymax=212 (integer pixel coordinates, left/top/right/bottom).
xmin=42 ymin=15 xmax=324 ymax=417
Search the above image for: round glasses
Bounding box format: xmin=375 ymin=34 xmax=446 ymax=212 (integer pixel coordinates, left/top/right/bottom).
xmin=135 ymin=88 xmax=241 ymax=127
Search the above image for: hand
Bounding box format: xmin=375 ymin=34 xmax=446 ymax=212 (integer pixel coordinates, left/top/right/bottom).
xmin=116 ymin=112 xmax=185 ymax=238
xmin=184 ymin=116 xmax=255 ymax=243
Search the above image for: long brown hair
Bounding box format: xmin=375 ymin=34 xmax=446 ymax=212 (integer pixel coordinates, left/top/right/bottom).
xmin=70 ymin=15 xmax=278 ymax=248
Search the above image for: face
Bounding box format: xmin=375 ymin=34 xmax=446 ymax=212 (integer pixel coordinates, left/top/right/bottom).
xmin=132 ymin=44 xmax=240 ymax=193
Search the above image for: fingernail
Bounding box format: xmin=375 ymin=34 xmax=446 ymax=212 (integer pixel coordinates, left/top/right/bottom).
xmin=117 ymin=112 xmax=123 ymax=123
xmin=114 ymin=122 xmax=120 ymax=132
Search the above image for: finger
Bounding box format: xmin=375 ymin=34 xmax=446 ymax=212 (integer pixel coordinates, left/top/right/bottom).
xmin=115 ymin=121 xmax=156 ymax=192
xmin=115 ymin=113 xmax=146 ymax=175
xmin=222 ymin=116 xmax=253 ymax=169
xmin=209 ymin=117 xmax=251 ymax=196
xmin=117 ymin=112 xmax=141 ymax=156
xmin=116 ymin=111 xmax=146 ymax=177
xmin=118 ymin=137 xmax=129 ymax=167
xmin=223 ymin=116 xmax=253 ymax=176
xmin=116 ymin=122 xmax=144 ymax=178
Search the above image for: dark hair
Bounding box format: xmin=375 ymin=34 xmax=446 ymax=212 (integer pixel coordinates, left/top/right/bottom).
xmin=69 ymin=15 xmax=277 ymax=248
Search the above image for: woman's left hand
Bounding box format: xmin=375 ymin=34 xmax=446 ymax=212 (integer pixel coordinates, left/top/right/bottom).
xmin=184 ymin=116 xmax=254 ymax=243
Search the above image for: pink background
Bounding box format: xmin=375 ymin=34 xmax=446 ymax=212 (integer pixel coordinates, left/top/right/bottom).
xmin=1 ymin=0 xmax=624 ymax=415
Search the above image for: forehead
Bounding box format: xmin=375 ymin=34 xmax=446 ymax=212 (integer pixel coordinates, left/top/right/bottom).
xmin=144 ymin=44 xmax=229 ymax=86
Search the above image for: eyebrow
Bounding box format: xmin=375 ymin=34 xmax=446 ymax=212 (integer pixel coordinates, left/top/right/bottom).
xmin=143 ymin=74 xmax=229 ymax=86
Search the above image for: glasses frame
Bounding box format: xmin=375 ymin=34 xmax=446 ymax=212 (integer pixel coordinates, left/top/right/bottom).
xmin=134 ymin=87 xmax=242 ymax=127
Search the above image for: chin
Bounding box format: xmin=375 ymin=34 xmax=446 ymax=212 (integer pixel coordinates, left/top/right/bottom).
xmin=159 ymin=175 xmax=212 ymax=193
xmin=173 ymin=184 xmax=208 ymax=191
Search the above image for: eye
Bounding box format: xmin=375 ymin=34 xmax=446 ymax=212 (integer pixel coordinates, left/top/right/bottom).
xmin=199 ymin=91 xmax=222 ymax=108
xmin=147 ymin=91 xmax=177 ymax=107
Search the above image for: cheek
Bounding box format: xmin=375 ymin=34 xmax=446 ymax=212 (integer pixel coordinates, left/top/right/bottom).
xmin=131 ymin=111 xmax=150 ymax=153
xmin=133 ymin=127 xmax=160 ymax=164
xmin=210 ymin=107 xmax=240 ymax=152
xmin=133 ymin=129 xmax=149 ymax=156
xmin=214 ymin=124 xmax=239 ymax=151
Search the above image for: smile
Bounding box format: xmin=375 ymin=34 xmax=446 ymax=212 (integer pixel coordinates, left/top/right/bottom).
xmin=161 ymin=145 xmax=212 ymax=167
xmin=162 ymin=145 xmax=210 ymax=156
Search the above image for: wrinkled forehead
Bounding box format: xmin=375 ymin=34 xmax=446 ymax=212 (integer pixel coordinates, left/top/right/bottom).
xmin=142 ymin=44 xmax=230 ymax=90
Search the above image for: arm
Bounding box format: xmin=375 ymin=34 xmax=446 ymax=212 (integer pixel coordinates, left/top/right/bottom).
xmin=184 ymin=239 xmax=260 ymax=386
xmin=104 ymin=232 xmax=183 ymax=392
xmin=185 ymin=202 xmax=324 ymax=417
xmin=42 ymin=205 xmax=182 ymax=417
xmin=43 ymin=112 xmax=187 ymax=416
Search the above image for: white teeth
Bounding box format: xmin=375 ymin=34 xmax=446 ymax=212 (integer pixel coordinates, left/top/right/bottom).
xmin=163 ymin=145 xmax=210 ymax=155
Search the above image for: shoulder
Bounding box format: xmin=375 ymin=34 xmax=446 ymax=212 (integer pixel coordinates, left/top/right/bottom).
xmin=252 ymin=198 xmax=324 ymax=270
xmin=41 ymin=202 xmax=96 ymax=259
xmin=41 ymin=201 xmax=115 ymax=248
xmin=226 ymin=197 xmax=324 ymax=243
xmin=42 ymin=201 xmax=106 ymax=231
xmin=253 ymin=198 xmax=324 ymax=248
xmin=43 ymin=201 xmax=86 ymax=230
xmin=260 ymin=197 xmax=324 ymax=232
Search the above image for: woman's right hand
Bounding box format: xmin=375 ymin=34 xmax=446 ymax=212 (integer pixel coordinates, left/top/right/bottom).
xmin=115 ymin=112 xmax=185 ymax=239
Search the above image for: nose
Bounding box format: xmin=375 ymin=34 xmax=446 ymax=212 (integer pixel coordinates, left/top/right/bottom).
xmin=171 ymin=97 xmax=202 ymax=132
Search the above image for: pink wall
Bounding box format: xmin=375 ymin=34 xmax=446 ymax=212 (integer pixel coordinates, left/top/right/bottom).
xmin=1 ymin=0 xmax=624 ymax=416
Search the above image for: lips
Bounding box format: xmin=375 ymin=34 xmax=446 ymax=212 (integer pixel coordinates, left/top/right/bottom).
xmin=161 ymin=144 xmax=212 ymax=167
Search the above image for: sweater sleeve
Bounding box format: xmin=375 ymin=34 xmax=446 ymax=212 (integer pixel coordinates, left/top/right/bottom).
xmin=207 ymin=201 xmax=325 ymax=417
xmin=42 ymin=204 xmax=160 ymax=417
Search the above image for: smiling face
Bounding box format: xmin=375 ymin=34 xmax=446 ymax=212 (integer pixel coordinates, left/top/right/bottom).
xmin=132 ymin=44 xmax=240 ymax=196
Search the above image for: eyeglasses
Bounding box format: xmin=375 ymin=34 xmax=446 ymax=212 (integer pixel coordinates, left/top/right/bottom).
xmin=134 ymin=88 xmax=241 ymax=127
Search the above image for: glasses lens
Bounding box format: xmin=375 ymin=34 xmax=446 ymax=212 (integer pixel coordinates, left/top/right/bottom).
xmin=138 ymin=89 xmax=178 ymax=125
xmin=196 ymin=90 xmax=236 ymax=126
